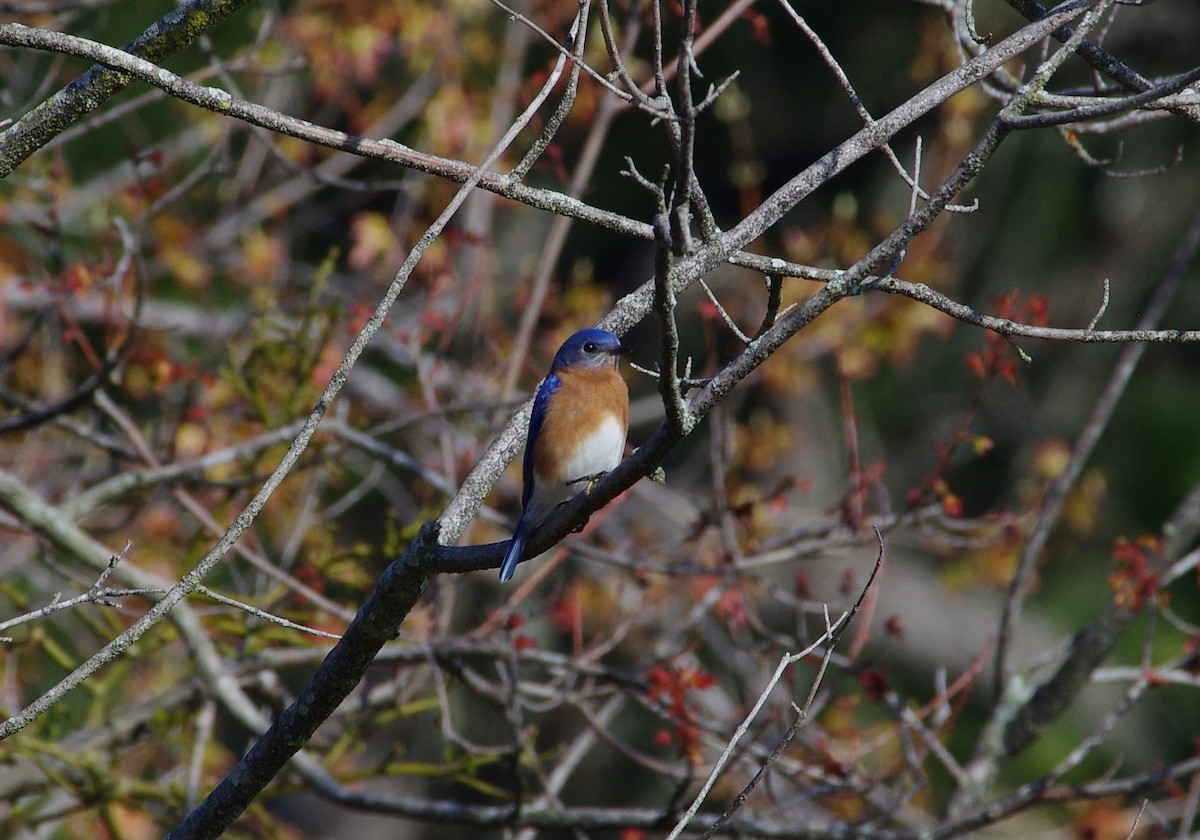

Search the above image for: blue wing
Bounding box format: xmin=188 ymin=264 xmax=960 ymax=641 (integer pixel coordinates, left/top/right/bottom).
xmin=501 ymin=373 xmax=561 ymax=581
xmin=521 ymin=373 xmax=560 ymax=508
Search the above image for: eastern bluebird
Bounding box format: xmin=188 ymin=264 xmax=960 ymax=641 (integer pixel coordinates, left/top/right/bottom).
xmin=498 ymin=328 xmax=630 ymax=582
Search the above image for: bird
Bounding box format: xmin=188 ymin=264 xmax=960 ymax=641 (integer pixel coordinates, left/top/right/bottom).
xmin=498 ymin=328 xmax=630 ymax=582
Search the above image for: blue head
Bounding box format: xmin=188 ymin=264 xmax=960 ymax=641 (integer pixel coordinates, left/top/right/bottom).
xmin=549 ymin=328 xmax=630 ymax=372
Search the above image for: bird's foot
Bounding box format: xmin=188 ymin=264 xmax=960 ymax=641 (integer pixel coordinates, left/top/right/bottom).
xmin=567 ymin=471 xmax=609 ymax=495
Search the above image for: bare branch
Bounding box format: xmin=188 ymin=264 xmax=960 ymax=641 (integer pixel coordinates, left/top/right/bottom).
xmin=0 ymin=0 xmax=256 ymax=176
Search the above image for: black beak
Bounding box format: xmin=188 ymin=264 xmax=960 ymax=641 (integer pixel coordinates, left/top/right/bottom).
xmin=615 ymin=339 xmax=633 ymax=356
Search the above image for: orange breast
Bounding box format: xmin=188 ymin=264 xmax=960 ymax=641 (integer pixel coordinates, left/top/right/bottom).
xmin=533 ymin=366 xmax=629 ymax=488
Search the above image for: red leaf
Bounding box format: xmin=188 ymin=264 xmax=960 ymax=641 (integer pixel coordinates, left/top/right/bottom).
xmin=941 ymin=493 xmax=963 ymax=518
xmin=859 ymin=668 xmax=889 ymax=702
xmin=965 ymin=353 xmax=987 ymax=380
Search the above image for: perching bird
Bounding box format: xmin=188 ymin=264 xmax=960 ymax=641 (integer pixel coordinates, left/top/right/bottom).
xmin=499 ymin=328 xmax=630 ymax=582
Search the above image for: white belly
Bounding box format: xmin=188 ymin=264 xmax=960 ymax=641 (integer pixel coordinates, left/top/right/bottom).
xmin=559 ymin=414 xmax=625 ymax=483
xmin=529 ymin=413 xmax=626 ymax=517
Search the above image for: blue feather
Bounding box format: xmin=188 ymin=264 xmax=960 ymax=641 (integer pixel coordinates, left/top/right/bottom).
xmin=522 ymin=373 xmax=560 ymax=507
xmin=498 ymin=515 xmax=530 ymax=582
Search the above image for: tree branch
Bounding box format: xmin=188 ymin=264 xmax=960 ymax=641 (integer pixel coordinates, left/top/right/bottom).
xmin=0 ymin=0 xmax=256 ymax=176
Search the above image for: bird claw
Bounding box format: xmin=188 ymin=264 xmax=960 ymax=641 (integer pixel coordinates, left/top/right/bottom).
xmin=559 ymin=473 xmax=608 ymax=533
xmin=568 ymin=471 xmax=609 ymax=495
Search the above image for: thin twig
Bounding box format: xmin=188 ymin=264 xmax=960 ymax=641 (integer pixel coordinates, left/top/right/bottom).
xmin=1087 ymin=278 xmax=1111 ymax=330
xmin=668 ymin=533 xmax=885 ymax=840
xmin=992 ymin=204 xmax=1200 ymax=701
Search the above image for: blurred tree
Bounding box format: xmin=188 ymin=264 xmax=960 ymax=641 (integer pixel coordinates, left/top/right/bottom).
xmin=1 ymin=0 xmax=1199 ymax=838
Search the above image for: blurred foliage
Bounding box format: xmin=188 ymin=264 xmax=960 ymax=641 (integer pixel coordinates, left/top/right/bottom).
xmin=0 ymin=0 xmax=1199 ymax=838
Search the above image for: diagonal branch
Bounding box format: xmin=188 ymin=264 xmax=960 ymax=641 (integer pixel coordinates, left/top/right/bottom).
xmin=0 ymin=0 xmax=255 ymax=177
xmin=166 ymin=523 xmax=441 ymax=840
xmin=439 ymin=4 xmax=1093 ymax=543
xmin=159 ymin=15 xmax=590 ymax=835
xmin=992 ymin=204 xmax=1200 ymax=705
xmin=1003 ymin=0 xmax=1200 ymax=123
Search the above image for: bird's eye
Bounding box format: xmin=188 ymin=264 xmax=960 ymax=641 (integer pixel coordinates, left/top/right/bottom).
xmin=583 ymin=341 xmax=597 ymax=353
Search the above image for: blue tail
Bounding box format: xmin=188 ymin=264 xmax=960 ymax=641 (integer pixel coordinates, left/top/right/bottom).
xmin=499 ymin=518 xmax=530 ymax=582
